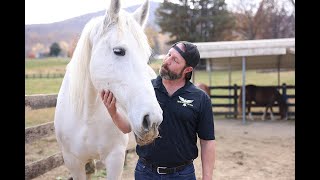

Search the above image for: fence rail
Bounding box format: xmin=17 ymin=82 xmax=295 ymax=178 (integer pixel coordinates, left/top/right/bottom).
xmin=25 ymin=73 xmax=64 ymax=79
xmin=25 ymin=94 xmax=57 ymax=109
xmin=25 ymin=122 xmax=55 ymax=144
xmin=25 ymin=152 xmax=64 ymax=180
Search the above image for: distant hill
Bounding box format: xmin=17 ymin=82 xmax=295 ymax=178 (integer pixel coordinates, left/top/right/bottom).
xmin=25 ymin=1 xmax=161 ymax=57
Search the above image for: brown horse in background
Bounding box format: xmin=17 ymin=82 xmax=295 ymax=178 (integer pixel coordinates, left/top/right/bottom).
xmin=239 ymin=84 xmax=288 ymax=120
xmin=196 ymin=83 xmax=211 ymax=96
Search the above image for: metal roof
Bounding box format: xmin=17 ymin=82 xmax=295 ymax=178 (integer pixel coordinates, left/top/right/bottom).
xmin=194 ymin=38 xmax=295 ymax=71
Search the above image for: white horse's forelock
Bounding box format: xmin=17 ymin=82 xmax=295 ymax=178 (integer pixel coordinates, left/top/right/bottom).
xmin=67 ymin=10 xmax=151 ymax=114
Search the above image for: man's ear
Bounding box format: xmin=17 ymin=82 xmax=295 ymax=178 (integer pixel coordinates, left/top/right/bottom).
xmin=184 ymin=67 xmax=193 ymax=74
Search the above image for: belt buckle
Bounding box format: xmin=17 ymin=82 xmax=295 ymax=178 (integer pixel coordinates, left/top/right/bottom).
xmin=156 ymin=166 xmax=167 ymax=174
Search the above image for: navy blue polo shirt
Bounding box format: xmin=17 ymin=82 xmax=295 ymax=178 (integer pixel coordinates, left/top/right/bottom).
xmin=136 ymin=76 xmax=215 ymax=166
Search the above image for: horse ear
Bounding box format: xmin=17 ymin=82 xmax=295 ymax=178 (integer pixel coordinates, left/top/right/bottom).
xmin=133 ymin=0 xmax=149 ymax=28
xmin=106 ymin=0 xmax=121 ymax=21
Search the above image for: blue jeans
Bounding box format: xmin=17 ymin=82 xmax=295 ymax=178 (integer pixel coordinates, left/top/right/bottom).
xmin=134 ymin=158 xmax=196 ymax=180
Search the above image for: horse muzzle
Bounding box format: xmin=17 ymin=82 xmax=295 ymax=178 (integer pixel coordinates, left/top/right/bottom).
xmin=134 ymin=122 xmax=160 ymax=146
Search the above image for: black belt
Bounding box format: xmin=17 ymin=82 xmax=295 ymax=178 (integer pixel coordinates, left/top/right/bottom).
xmin=139 ymin=158 xmax=193 ymax=174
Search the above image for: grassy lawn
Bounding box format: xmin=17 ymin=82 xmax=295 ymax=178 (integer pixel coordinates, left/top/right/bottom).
xmin=25 ymin=57 xmax=295 ymax=127
xmin=25 ymin=78 xmax=64 ymax=95
xmin=25 ymin=57 xmax=70 ymax=75
xmin=25 ymin=58 xmax=295 ymax=95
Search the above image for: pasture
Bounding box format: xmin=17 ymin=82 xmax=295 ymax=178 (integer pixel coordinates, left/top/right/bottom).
xmin=25 ymin=58 xmax=295 ymax=95
xmin=25 ymin=58 xmax=295 ymax=179
xmin=25 ymin=57 xmax=295 ymax=122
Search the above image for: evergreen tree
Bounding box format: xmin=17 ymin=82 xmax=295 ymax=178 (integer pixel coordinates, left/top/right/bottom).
xmin=49 ymin=42 xmax=61 ymax=57
xmin=156 ymin=0 xmax=235 ymax=44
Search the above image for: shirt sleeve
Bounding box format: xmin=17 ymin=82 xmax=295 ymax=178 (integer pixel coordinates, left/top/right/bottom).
xmin=197 ymin=93 xmax=215 ymax=140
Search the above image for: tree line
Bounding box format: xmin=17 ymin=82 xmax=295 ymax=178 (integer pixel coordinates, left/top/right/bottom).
xmin=155 ymin=0 xmax=295 ymax=45
xmin=36 ymin=0 xmax=295 ymax=58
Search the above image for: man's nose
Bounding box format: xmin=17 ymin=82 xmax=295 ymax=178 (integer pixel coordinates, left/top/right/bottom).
xmin=163 ymin=57 xmax=172 ymax=64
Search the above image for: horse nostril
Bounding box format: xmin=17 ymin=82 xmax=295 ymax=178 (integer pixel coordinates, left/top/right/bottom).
xmin=142 ymin=114 xmax=150 ymax=131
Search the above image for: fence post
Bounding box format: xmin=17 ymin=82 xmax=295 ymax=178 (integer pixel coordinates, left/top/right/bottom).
xmin=233 ymin=84 xmax=238 ymax=119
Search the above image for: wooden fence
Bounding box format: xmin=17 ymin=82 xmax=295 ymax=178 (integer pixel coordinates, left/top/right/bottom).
xmin=25 ymin=94 xmax=138 ymax=179
xmin=25 ymin=94 xmax=62 ymax=179
xmin=25 ymin=84 xmax=295 ymax=179
xmin=25 ymin=94 xmax=136 ymax=179
xmin=209 ymin=83 xmax=295 ymax=119
xmin=25 ymin=73 xmax=64 ymax=79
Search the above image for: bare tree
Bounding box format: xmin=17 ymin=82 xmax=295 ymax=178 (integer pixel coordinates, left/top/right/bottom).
xmin=232 ymin=0 xmax=264 ymax=39
xmin=232 ymin=0 xmax=294 ymax=40
xmin=259 ymin=0 xmax=295 ymax=38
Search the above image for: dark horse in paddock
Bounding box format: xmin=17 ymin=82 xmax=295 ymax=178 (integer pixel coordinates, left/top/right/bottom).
xmin=196 ymin=83 xmax=211 ymax=96
xmin=239 ymin=84 xmax=288 ymax=120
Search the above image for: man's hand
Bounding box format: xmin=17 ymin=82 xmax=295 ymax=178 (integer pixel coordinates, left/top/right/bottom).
xmin=100 ymin=89 xmax=117 ymax=118
xmin=100 ymin=89 xmax=132 ymax=134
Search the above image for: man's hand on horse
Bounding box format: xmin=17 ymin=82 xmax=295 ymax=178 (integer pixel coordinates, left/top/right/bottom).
xmin=101 ymin=90 xmax=117 ymax=118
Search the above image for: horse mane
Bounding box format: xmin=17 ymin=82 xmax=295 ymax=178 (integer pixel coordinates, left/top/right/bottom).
xmin=67 ymin=18 xmax=98 ymax=113
xmin=67 ymin=10 xmax=151 ymax=113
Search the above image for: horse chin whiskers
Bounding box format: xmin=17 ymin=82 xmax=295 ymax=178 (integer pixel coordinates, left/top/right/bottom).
xmin=134 ymin=128 xmax=159 ymax=146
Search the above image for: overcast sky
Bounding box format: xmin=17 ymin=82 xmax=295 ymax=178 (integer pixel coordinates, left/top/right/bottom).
xmin=26 ymin=0 xmax=293 ymax=25
xmin=25 ymin=0 xmax=162 ymax=25
xmin=25 ymin=0 xmax=241 ymax=25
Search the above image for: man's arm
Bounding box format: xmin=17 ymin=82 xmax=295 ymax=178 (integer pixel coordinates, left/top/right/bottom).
xmin=100 ymin=90 xmax=132 ymax=134
xmin=200 ymin=139 xmax=216 ymax=180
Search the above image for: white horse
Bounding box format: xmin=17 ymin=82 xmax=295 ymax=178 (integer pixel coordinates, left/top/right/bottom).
xmin=54 ymin=0 xmax=163 ymax=179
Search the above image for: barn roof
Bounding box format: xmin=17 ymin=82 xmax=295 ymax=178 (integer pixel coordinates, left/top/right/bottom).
xmin=194 ymin=38 xmax=295 ymax=71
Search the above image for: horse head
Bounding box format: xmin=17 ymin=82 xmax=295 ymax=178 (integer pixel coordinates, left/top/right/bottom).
xmin=68 ymin=0 xmax=163 ymax=146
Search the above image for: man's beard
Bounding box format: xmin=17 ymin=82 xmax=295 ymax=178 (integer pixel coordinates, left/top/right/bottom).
xmin=159 ymin=64 xmax=184 ymax=80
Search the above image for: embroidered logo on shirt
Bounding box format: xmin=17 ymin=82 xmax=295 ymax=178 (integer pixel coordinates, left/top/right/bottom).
xmin=177 ymin=96 xmax=194 ymax=107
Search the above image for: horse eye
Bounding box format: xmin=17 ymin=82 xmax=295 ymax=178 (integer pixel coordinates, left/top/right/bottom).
xmin=113 ymin=48 xmax=126 ymax=56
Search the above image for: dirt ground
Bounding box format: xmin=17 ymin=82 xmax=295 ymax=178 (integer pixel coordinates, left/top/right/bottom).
xmin=26 ymin=118 xmax=295 ymax=180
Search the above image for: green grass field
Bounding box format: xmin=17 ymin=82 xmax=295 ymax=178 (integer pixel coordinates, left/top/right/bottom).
xmin=25 ymin=57 xmax=295 ymax=127
xmin=26 ymin=57 xmax=70 ymax=74
xmin=25 ymin=58 xmax=295 ymax=94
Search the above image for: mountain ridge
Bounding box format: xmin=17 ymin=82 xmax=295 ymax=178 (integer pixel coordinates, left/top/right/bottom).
xmin=25 ymin=1 xmax=160 ymax=57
